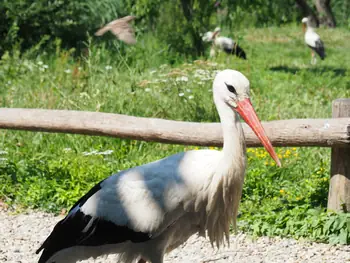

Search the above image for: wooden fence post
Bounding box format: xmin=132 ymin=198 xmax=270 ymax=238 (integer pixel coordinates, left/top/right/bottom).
xmin=328 ymin=99 xmax=350 ymax=212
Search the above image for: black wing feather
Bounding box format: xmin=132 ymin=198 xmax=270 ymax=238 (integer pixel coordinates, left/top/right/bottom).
xmin=313 ymin=39 xmax=326 ymax=60
xmin=223 ymin=44 xmax=247 ymax=60
xmin=36 ymin=179 xmax=151 ymax=263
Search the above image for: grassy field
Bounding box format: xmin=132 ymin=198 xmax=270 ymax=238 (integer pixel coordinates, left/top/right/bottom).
xmin=0 ymin=25 xmax=350 ymax=244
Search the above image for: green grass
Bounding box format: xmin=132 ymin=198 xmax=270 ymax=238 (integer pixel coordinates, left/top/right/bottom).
xmin=0 ymin=25 xmax=350 ymax=244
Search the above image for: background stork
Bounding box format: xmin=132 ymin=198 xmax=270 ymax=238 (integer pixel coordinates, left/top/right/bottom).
xmin=36 ymin=70 xmax=280 ymax=263
xmin=302 ymin=17 xmax=326 ymax=64
xmin=202 ymin=27 xmax=247 ymax=59
xmin=95 ymin=15 xmax=137 ymax=45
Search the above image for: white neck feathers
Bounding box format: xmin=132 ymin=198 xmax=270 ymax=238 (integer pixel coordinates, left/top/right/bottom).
xmin=205 ymin=98 xmax=246 ymax=247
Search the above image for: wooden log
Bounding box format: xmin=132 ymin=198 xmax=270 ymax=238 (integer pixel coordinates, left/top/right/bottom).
xmin=0 ymin=108 xmax=349 ymax=147
xmin=328 ymin=99 xmax=350 ymax=212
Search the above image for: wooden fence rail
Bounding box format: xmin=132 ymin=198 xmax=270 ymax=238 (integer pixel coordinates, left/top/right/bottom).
xmin=0 ymin=108 xmax=349 ymax=147
xmin=0 ymin=99 xmax=349 ymax=212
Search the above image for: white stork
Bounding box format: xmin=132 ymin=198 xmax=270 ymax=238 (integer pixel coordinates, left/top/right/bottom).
xmin=302 ymin=17 xmax=326 ymax=64
xmin=36 ymin=70 xmax=280 ymax=263
xmin=202 ymin=27 xmax=247 ymax=59
xmin=95 ymin=15 xmax=137 ymax=45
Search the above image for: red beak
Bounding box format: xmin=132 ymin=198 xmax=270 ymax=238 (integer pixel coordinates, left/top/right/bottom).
xmin=235 ymin=98 xmax=281 ymax=167
xmin=302 ymin=23 xmax=306 ymax=33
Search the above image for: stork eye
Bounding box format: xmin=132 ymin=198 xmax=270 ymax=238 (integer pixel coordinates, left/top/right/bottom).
xmin=225 ymin=83 xmax=237 ymax=95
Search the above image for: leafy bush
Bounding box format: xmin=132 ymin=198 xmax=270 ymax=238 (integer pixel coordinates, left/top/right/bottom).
xmin=0 ymin=154 xmax=115 ymax=211
xmin=238 ymin=148 xmax=350 ymax=244
xmin=0 ymin=0 xmax=125 ymax=55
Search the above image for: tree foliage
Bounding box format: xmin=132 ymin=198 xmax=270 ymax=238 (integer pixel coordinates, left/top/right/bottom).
xmin=0 ymin=0 xmax=348 ymax=58
xmin=223 ymin=0 xmax=298 ymax=28
xmin=0 ymin=0 xmax=125 ymax=55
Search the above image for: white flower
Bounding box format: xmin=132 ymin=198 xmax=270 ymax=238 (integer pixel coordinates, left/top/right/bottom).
xmin=186 ymin=89 xmax=191 ymax=92
xmin=194 ymin=69 xmax=214 ymax=81
xmin=145 ymin=88 xmax=151 ymax=92
xmin=0 ymin=150 xmax=8 ymax=155
xmin=99 ymin=150 xmax=114 ymax=155
xmin=63 ymin=148 xmax=72 ymax=153
xmin=105 ymin=65 xmax=113 ymax=70
xmin=64 ymin=69 xmax=71 ymax=74
xmin=37 ymin=61 xmax=43 ymax=65
xmin=82 ymin=150 xmax=113 ymax=156
xmin=83 ymin=150 xmax=98 ymax=156
xmin=175 ymin=76 xmax=189 ymax=82
xmin=188 ymin=95 xmax=194 ymax=100
xmin=178 ymin=92 xmax=185 ymax=97
xmin=0 ymin=158 xmax=8 ymax=162
xmin=7 ymin=81 xmax=11 ymax=85
xmin=39 ymin=65 xmax=48 ymax=71
xmin=22 ymin=60 xmax=34 ymax=72
xmin=149 ymin=70 xmax=157 ymax=74
xmin=208 ymin=62 xmax=218 ymax=67
xmin=194 ymin=69 xmax=209 ymax=77
xmin=195 ymin=69 xmax=207 ymax=75
xmin=79 ymin=92 xmax=90 ymax=99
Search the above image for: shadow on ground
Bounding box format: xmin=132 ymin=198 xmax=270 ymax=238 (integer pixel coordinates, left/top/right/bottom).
xmin=269 ymin=65 xmax=347 ymax=76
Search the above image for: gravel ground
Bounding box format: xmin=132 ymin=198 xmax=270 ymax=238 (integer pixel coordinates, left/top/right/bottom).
xmin=1 ymin=210 xmax=350 ymax=263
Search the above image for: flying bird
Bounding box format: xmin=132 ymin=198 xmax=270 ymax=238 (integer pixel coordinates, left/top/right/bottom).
xmin=302 ymin=17 xmax=326 ymax=64
xmin=95 ymin=15 xmax=136 ymax=45
xmin=202 ymin=27 xmax=247 ymax=59
xmin=36 ymin=70 xmax=280 ymax=263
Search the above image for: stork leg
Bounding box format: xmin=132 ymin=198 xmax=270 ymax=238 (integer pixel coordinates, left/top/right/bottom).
xmin=209 ymin=46 xmax=216 ymax=58
xmin=311 ymin=50 xmax=317 ymax=65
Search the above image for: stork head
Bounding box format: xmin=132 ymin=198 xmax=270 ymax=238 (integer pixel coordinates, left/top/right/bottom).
xmin=213 ymin=70 xmax=281 ymax=167
xmin=213 ymin=70 xmax=250 ymax=106
xmin=214 ymin=27 xmax=221 ymax=33
xmin=301 ymin=17 xmax=308 ymax=23
xmin=202 ymin=27 xmax=221 ymax=42
xmin=212 ymin=27 xmax=221 ymax=39
xmin=202 ymin=31 xmax=214 ymax=42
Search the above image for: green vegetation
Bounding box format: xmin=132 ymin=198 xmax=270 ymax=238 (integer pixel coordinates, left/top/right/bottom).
xmin=1 ymin=25 xmax=350 ymax=245
xmin=1 ymin=0 xmax=349 ymax=57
